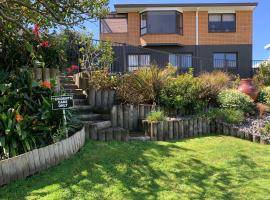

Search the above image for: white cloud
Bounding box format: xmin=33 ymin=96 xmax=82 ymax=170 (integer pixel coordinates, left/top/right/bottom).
xmin=265 ymin=43 xmax=270 ymax=50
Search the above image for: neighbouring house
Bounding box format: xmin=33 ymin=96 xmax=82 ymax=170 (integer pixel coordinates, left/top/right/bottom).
xmin=100 ymin=2 xmax=257 ymax=77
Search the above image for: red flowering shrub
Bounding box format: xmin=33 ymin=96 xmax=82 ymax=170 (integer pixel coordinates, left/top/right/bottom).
xmin=40 ymin=81 xmax=52 ymax=89
xmin=32 ymin=24 xmax=40 ymax=36
xmin=40 ymin=41 xmax=49 ymax=47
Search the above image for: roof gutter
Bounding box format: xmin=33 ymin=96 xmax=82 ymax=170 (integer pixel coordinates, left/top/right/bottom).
xmin=115 ymin=3 xmax=258 ymax=9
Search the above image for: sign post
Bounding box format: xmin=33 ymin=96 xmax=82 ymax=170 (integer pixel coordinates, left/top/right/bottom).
xmin=51 ymin=95 xmax=74 ymax=138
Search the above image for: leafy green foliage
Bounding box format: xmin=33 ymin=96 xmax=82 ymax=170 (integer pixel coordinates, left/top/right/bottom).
xmin=218 ymin=89 xmax=255 ymax=114
xmin=116 ymin=65 xmax=176 ymax=104
xmin=78 ymin=33 xmax=114 ymax=70
xmin=258 ymin=86 xmax=270 ymax=106
xmin=204 ymin=108 xmax=245 ymax=124
xmin=159 ymin=72 xmax=206 ymax=113
xmin=146 ymin=111 xmax=166 ymax=122
xmin=0 ymin=1 xmax=109 ymax=69
xmin=253 ymin=61 xmax=270 ymax=87
xmin=0 ymin=68 xmax=81 ymax=158
xmin=88 ymin=70 xmax=118 ymax=90
xmin=198 ymin=71 xmax=237 ymax=105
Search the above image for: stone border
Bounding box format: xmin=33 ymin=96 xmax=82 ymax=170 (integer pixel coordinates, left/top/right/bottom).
xmin=0 ymin=127 xmax=85 ymax=187
xmin=143 ymin=118 xmax=270 ymax=144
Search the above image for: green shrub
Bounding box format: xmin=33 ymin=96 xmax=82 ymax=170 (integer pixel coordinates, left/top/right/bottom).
xmin=159 ymin=72 xmax=206 ymax=113
xmin=146 ymin=111 xmax=166 ymax=122
xmin=258 ymin=86 xmax=270 ymax=106
xmin=198 ymin=71 xmax=232 ymax=105
xmin=0 ymin=68 xmax=81 ymax=158
xmin=88 ymin=70 xmax=118 ymax=90
xmin=205 ymin=108 xmax=245 ymax=124
xmin=116 ymin=65 xmax=176 ymax=104
xmin=261 ymin=123 xmax=270 ymax=136
xmin=253 ymin=61 xmax=270 ymax=87
xmin=218 ymin=89 xmax=255 ymax=114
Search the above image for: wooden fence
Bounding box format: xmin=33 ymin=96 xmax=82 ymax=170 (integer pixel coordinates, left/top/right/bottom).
xmin=111 ymin=104 xmax=160 ymax=131
xmin=33 ymin=68 xmax=59 ymax=81
xmin=0 ymin=127 xmax=85 ymax=187
xmin=143 ymin=119 xmax=270 ymax=144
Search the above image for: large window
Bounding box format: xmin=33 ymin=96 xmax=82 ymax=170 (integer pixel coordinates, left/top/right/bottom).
xmin=169 ymin=54 xmax=192 ymax=68
xmin=213 ymin=53 xmax=237 ymax=68
xmin=140 ymin=11 xmax=183 ymax=35
xmin=100 ymin=14 xmax=128 ymax=33
xmin=209 ymin=14 xmax=236 ymax=32
xmin=128 ymin=54 xmax=151 ymax=71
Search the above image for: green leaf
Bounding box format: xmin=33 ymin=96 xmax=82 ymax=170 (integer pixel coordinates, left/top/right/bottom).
xmin=31 ymin=80 xmax=39 ymax=88
xmin=0 ymin=137 xmax=5 ymax=147
xmin=25 ymin=42 xmax=34 ymax=54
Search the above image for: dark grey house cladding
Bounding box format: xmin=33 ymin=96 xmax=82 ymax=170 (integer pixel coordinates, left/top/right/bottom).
xmin=111 ymin=44 xmax=252 ymax=78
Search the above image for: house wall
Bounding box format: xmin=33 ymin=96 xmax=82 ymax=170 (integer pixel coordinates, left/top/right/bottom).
xmin=112 ymin=44 xmax=252 ymax=78
xmin=101 ymin=10 xmax=253 ymax=46
xmin=198 ymin=11 xmax=252 ymax=45
xmin=101 ymin=9 xmax=253 ymax=78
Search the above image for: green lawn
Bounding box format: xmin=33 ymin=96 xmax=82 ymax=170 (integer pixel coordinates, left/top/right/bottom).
xmin=0 ymin=136 xmax=270 ymax=200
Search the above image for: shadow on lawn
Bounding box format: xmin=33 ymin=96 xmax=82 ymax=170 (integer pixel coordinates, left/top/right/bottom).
xmin=0 ymin=139 xmax=268 ymax=200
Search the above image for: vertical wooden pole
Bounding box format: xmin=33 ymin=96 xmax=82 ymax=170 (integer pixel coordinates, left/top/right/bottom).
xmin=173 ymin=120 xmax=179 ymax=140
xmin=169 ymin=120 xmax=174 ymax=140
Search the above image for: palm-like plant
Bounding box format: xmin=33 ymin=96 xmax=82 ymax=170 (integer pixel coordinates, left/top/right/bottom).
xmin=116 ymin=65 xmax=176 ymax=104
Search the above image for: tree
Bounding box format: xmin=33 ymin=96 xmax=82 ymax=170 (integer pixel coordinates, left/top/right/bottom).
xmin=0 ymin=0 xmax=109 ymax=36
xmin=0 ymin=0 xmax=109 ymax=69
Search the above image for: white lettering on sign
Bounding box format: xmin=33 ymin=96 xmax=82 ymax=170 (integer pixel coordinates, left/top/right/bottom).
xmin=53 ymin=96 xmax=73 ymax=101
xmin=51 ymin=95 xmax=74 ymax=110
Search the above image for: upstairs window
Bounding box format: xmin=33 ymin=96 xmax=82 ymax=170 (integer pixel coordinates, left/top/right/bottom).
xmin=209 ymin=14 xmax=236 ymax=32
xmin=140 ymin=11 xmax=183 ymax=35
xmin=100 ymin=14 xmax=128 ymax=33
xmin=128 ymin=54 xmax=151 ymax=71
xmin=213 ymin=53 xmax=237 ymax=68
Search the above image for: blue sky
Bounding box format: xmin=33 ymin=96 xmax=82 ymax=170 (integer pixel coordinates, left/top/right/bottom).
xmin=85 ymin=0 xmax=270 ymax=60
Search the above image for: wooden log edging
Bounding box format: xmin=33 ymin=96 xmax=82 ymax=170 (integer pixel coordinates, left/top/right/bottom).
xmin=111 ymin=104 xmax=159 ymax=131
xmin=143 ymin=119 xmax=270 ymax=145
xmin=33 ymin=68 xmax=59 ymax=81
xmin=0 ymin=127 xmax=85 ymax=187
xmin=95 ymin=127 xmax=129 ymax=142
xmin=88 ymin=88 xmax=115 ymax=110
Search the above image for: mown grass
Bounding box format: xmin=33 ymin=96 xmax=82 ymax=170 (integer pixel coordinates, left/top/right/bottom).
xmin=0 ymin=136 xmax=270 ymax=200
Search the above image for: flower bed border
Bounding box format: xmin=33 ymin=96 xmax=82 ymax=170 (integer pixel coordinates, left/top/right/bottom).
xmin=142 ymin=118 xmax=270 ymax=144
xmin=0 ymin=127 xmax=85 ymax=187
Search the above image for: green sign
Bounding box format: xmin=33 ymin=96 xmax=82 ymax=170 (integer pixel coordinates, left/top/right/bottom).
xmin=51 ymin=95 xmax=74 ymax=110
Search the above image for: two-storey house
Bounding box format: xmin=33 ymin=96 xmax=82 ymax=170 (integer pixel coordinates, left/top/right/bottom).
xmin=100 ymin=2 xmax=257 ymax=77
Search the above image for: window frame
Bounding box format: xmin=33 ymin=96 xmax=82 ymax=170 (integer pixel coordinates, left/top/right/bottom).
xmin=213 ymin=52 xmax=238 ymax=69
xmin=127 ymin=54 xmax=151 ymax=71
xmin=168 ymin=53 xmax=193 ymax=68
xmin=208 ymin=13 xmax=236 ymax=33
xmin=100 ymin=14 xmax=128 ymax=34
xmin=140 ymin=10 xmax=183 ymax=36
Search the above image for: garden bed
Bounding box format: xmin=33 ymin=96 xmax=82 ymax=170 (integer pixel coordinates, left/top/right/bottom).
xmin=142 ymin=117 xmax=270 ymax=145
xmin=0 ymin=127 xmax=85 ymax=187
xmin=236 ymin=113 xmax=270 ymax=137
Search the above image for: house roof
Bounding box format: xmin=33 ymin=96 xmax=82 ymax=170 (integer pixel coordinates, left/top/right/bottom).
xmin=115 ymin=3 xmax=258 ymax=8
xmin=114 ymin=2 xmax=258 ymax=13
